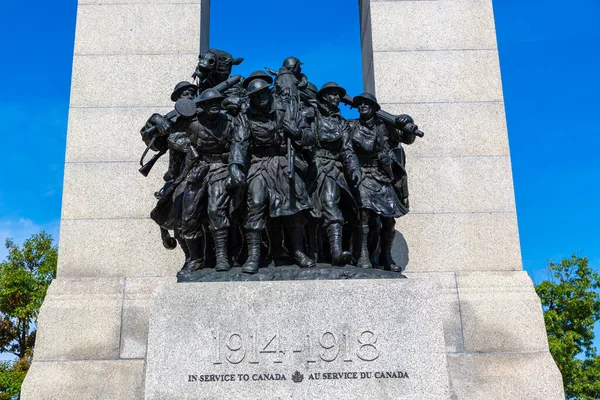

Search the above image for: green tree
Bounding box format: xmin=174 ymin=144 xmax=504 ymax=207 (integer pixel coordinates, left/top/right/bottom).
xmin=535 ymin=255 xmax=600 ymax=400
xmin=0 ymin=232 xmax=57 ymax=399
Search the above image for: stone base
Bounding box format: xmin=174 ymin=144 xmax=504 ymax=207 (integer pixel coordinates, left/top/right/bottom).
xmin=145 ymin=279 xmax=450 ymax=399
xmin=21 ymin=360 xmax=145 ymax=400
xmin=177 ymin=264 xmax=407 ymax=282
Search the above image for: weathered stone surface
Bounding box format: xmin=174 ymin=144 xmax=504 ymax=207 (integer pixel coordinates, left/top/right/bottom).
xmin=406 ymin=272 xmax=463 ymax=353
xmin=407 ymin=156 xmax=517 ymax=214
xmin=456 ymin=271 xmax=550 ymax=353
xmin=359 ymin=0 xmax=375 ymax=93
xmin=120 ymin=277 xmax=176 ymax=359
xmin=373 ymin=50 xmax=503 ymax=104
xmin=34 ymin=278 xmax=124 ymax=361
xmin=80 ymin=0 xmax=193 ymax=3
xmin=66 ymin=107 xmax=170 ymax=163
xmin=74 ymin=4 xmax=200 ymax=55
xmin=21 ymin=360 xmax=145 ymax=400
xmin=145 ymin=280 xmax=450 ymax=399
xmin=70 ymin=54 xmax=197 ymax=107
xmin=383 ymin=102 xmax=510 ymax=157
xmin=370 ymin=0 xmax=497 ymax=51
xmin=57 ymin=218 xmax=182 ymax=277
xmin=447 ymin=353 xmax=564 ymax=399
xmin=392 ymin=213 xmax=522 ymax=272
xmin=62 ymin=162 xmax=165 ymax=219
xmin=177 ymin=264 xmax=406 ymax=283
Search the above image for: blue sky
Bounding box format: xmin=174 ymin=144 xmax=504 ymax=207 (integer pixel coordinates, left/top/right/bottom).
xmin=0 ymin=0 xmax=598 ymax=347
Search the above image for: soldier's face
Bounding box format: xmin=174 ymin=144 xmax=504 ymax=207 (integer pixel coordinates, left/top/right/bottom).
xmin=292 ymin=63 xmax=302 ymax=75
xmin=202 ymin=99 xmax=221 ymax=117
xmin=250 ymin=90 xmax=272 ymax=109
xmin=323 ymin=90 xmax=341 ymax=108
xmin=357 ymin=101 xmax=374 ymax=119
xmin=179 ymin=88 xmax=196 ymax=100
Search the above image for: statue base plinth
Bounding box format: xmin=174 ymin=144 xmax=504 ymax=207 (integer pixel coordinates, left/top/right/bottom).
xmin=145 ymin=279 xmax=450 ymax=399
xmin=177 ymin=264 xmax=406 ymax=282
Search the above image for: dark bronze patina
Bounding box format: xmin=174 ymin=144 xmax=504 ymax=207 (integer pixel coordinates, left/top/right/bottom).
xmin=139 ymin=50 xmax=423 ymax=280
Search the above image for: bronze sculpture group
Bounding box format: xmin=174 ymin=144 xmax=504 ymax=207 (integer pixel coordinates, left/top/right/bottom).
xmin=140 ymin=49 xmax=423 ymax=275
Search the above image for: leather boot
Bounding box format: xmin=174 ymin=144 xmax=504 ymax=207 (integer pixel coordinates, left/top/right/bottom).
xmin=211 ymin=229 xmax=231 ymax=272
xmin=242 ymin=230 xmax=262 ymax=274
xmin=380 ymin=227 xmax=400 ymax=272
xmin=326 ymin=223 xmax=352 ymax=266
xmin=182 ymin=237 xmax=204 ymax=271
xmin=288 ymin=227 xmax=316 ymax=268
xmin=175 ymin=229 xmax=190 ymax=262
xmin=355 ymin=225 xmax=372 ymax=269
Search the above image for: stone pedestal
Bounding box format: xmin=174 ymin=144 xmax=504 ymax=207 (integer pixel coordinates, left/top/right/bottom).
xmin=145 ymin=280 xmax=450 ymax=400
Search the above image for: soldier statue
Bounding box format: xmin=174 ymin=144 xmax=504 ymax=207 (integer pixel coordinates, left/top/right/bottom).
xmin=139 ymin=50 xmax=423 ymax=277
xmin=228 ymin=79 xmax=316 ymax=274
xmin=304 ymin=82 xmax=359 ymax=265
xmin=141 ymin=81 xmax=198 ymax=267
xmin=349 ymin=92 xmax=416 ymax=272
xmin=150 ymin=89 xmax=237 ymax=272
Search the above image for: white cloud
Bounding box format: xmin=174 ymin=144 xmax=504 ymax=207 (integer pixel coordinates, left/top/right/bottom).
xmin=0 ymin=218 xmax=60 ymax=262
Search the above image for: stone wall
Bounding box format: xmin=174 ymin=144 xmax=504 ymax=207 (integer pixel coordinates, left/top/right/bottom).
xmin=22 ymin=0 xmax=206 ymax=397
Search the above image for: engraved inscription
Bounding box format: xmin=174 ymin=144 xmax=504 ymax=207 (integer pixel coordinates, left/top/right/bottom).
xmin=210 ymin=329 xmax=380 ymax=365
xmin=357 ymin=331 xmax=380 ymax=361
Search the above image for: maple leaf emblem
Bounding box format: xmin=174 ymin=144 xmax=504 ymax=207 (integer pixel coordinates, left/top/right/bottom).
xmin=291 ymin=371 xmax=304 ymax=383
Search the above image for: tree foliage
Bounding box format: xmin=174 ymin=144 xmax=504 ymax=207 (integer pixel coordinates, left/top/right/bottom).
xmin=0 ymin=232 xmax=57 ymax=399
xmin=535 ymin=255 xmax=600 ymax=399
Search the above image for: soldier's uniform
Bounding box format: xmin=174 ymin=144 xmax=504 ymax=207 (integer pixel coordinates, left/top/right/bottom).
xmin=349 ymin=92 xmax=416 ymax=272
xmin=305 ymin=82 xmax=359 ymax=265
xmin=229 ymin=79 xmax=315 ymax=274
xmin=169 ymin=89 xmax=237 ymax=271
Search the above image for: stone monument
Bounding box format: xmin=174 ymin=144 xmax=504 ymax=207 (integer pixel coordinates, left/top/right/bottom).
xmin=21 ymin=0 xmax=565 ymax=399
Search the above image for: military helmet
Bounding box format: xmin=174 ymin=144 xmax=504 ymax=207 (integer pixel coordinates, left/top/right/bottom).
xmin=282 ymin=56 xmax=303 ymax=70
xmin=304 ymin=82 xmax=318 ymax=100
xmin=196 ymin=88 xmax=225 ymax=104
xmin=317 ymin=82 xmax=347 ymax=99
xmin=242 ymin=70 xmax=274 ymax=89
xmin=246 ymin=79 xmax=272 ymax=96
xmin=171 ymin=81 xmax=198 ymax=102
xmin=353 ymin=92 xmax=381 ymax=111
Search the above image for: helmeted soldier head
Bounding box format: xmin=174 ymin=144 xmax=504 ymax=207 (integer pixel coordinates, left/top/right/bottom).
xmin=318 ymin=82 xmax=346 ymax=109
xmin=246 ymin=79 xmax=273 ymax=111
xmin=171 ymin=81 xmax=198 ymax=102
xmin=282 ymin=56 xmax=303 ymax=75
xmin=196 ymin=88 xmax=225 ymax=118
xmin=242 ymin=70 xmax=274 ymax=89
xmin=354 ymin=92 xmax=381 ymax=119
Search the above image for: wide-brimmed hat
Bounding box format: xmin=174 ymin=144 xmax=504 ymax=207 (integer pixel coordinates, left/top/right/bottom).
xmin=353 ymin=92 xmax=381 ymax=111
xmin=171 ymin=81 xmax=198 ymax=102
xmin=196 ymin=88 xmax=225 ymax=104
xmin=242 ymin=70 xmax=274 ymax=89
xmin=246 ymin=79 xmax=271 ymax=96
xmin=317 ymin=82 xmax=347 ymax=98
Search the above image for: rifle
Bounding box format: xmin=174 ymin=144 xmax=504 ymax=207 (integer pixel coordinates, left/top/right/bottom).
xmin=340 ymin=95 xmax=425 ymax=138
xmin=287 ymin=137 xmax=295 ymax=180
xmin=139 ymin=99 xmax=197 ymax=177
xmin=138 ymin=75 xmax=243 ymax=176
